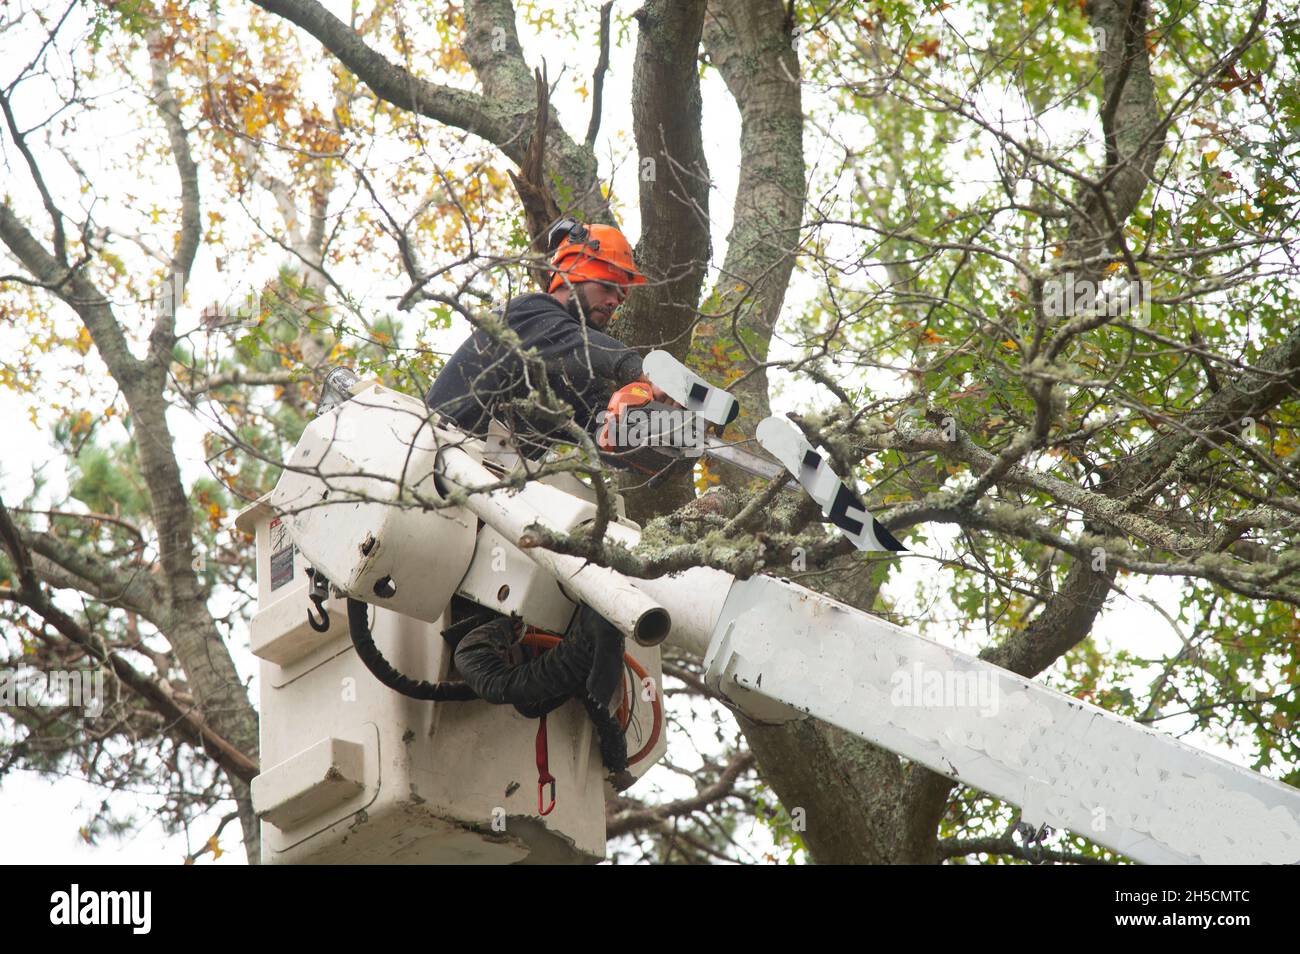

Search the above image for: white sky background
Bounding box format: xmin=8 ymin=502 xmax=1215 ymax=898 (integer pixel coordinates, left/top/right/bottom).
xmin=0 ymin=1 xmax=1282 ymax=864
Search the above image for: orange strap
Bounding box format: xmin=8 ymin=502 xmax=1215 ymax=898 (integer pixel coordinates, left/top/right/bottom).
xmin=521 ymin=630 xmax=662 ymax=766
xmin=536 ymin=714 xmax=556 ymax=816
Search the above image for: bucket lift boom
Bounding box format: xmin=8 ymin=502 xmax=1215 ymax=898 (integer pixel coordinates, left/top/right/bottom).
xmin=245 ymin=380 xmax=1300 ymax=865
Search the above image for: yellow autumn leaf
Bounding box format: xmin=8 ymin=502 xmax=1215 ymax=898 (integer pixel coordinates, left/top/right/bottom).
xmin=70 ymin=410 xmax=94 ymax=435
xmin=207 ymin=835 xmax=223 ymax=860
xmin=694 ymin=460 xmax=721 ymax=493
xmin=1104 ymin=262 xmax=1124 ymax=274
xmin=208 ymin=502 xmax=227 ymax=531
xmin=1204 ymin=150 xmax=1219 ymax=163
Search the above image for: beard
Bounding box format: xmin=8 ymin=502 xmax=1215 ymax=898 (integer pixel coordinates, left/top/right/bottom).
xmin=564 ymin=285 xmax=609 ymax=327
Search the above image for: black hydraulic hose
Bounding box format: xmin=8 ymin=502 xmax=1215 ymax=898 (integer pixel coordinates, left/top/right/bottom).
xmin=347 ymin=598 xmax=477 ymax=701
xmin=350 ymin=596 xmax=633 ymax=784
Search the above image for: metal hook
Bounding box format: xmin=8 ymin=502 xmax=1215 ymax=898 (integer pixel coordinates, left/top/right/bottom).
xmin=307 ymin=595 xmax=330 ymax=633
xmin=306 ymin=567 xmax=331 ymax=633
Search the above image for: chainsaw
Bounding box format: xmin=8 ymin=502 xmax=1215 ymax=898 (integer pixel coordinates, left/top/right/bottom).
xmin=598 ymin=351 xmax=907 ymax=553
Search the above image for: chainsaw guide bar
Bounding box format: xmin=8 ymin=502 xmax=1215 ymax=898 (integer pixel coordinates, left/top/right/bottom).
xmin=638 ymin=352 xmax=908 ymax=553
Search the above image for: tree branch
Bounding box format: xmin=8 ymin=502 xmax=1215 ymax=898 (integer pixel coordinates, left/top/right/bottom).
xmin=613 ymin=0 xmax=711 ymax=358
xmin=606 ymin=750 xmax=754 ymax=837
xmin=0 ymin=88 xmax=68 ymax=264
xmin=585 ymin=2 xmax=614 ymax=148
xmin=251 ymin=0 xmax=609 ymax=219
xmin=145 ymin=30 xmax=201 ymax=364
xmin=938 ymin=833 xmax=1114 ymax=865
xmin=0 ymin=497 xmax=258 ymax=784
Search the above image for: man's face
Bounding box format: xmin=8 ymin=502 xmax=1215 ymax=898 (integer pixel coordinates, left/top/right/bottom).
xmin=563 ymin=280 xmax=627 ymax=330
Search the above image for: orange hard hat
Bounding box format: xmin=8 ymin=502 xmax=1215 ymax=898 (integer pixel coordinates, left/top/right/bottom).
xmin=547 ymin=223 xmax=647 ymax=294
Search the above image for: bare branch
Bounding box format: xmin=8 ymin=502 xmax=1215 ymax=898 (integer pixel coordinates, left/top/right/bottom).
xmin=0 ymin=497 xmax=258 ymax=784
xmin=584 ymin=2 xmax=614 ymax=148
xmin=606 ymin=750 xmax=755 ymax=837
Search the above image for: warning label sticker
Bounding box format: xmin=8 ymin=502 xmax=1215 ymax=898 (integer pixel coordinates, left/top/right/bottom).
xmin=269 ymin=517 xmax=294 ymax=590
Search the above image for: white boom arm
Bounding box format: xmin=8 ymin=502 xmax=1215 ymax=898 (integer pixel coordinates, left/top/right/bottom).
xmin=699 ymin=575 xmax=1300 ymax=864
xmin=268 ymin=383 xmax=1300 ymax=864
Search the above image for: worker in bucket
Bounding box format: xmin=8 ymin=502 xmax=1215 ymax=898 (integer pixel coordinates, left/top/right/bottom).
xmin=424 ymin=219 xmax=666 ymax=791
xmin=425 ymin=218 xmax=670 ymax=462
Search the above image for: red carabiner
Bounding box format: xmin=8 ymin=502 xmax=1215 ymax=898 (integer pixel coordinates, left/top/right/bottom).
xmin=536 ymin=714 xmax=556 ymax=816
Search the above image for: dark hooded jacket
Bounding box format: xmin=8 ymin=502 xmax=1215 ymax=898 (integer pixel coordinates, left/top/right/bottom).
xmin=424 ymin=293 xmax=643 ymax=458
